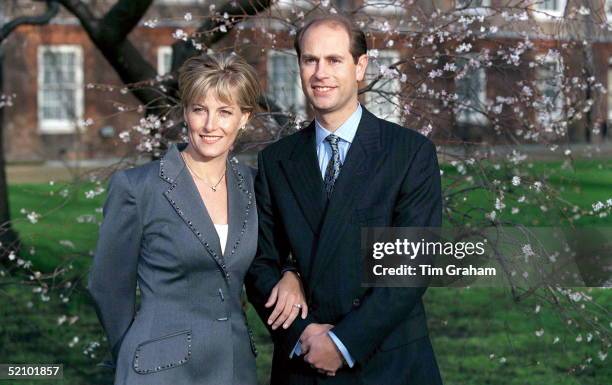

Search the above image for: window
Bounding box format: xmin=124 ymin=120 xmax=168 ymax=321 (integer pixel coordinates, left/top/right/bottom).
xmin=37 ymin=45 xmax=84 ymax=134
xmin=157 ymin=0 xmax=205 ymax=4
xmin=365 ymin=50 xmax=401 ymax=124
xmin=455 ymin=57 xmax=487 ymax=125
xmin=607 ymin=61 xmax=612 ymax=122
xmin=533 ymin=0 xmax=566 ymax=18
xmin=275 ymin=0 xmax=313 ymax=9
xmin=455 ymin=0 xmax=490 ymax=9
xmin=157 ymin=46 xmax=173 ymax=75
xmin=535 ymin=55 xmax=564 ymax=126
xmin=267 ymin=50 xmax=304 ymax=113
xmin=362 ymin=0 xmax=405 ymax=14
xmin=606 ymin=0 xmax=612 ymax=21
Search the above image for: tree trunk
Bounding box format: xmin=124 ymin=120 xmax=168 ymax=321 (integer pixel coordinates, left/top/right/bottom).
xmin=0 ymin=44 xmax=19 ymax=255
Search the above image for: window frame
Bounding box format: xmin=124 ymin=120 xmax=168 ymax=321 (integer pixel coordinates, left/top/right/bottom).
xmin=266 ymin=49 xmax=305 ymax=114
xmin=454 ymin=55 xmax=488 ymax=125
xmin=37 ymin=44 xmax=84 ymax=134
xmin=362 ymin=0 xmax=406 ymax=15
xmin=535 ymin=53 xmax=565 ymax=126
xmin=454 ymin=0 xmax=492 ymax=16
xmin=157 ymin=46 xmax=173 ymax=75
xmin=364 ymin=49 xmax=402 ymax=124
xmin=533 ymin=0 xmax=567 ymax=20
xmin=157 ymin=0 xmax=205 ymax=4
xmin=606 ymin=57 xmax=612 ymax=122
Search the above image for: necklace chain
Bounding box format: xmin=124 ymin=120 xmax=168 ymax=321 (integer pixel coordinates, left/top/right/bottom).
xmin=181 ymin=152 xmax=226 ymax=192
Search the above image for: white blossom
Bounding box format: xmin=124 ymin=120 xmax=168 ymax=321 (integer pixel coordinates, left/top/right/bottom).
xmin=576 ymin=334 xmax=583 ymax=342
xmin=172 ymin=29 xmax=188 ymax=41
xmin=27 ymin=211 xmax=40 ymax=224
xmin=144 ymin=18 xmax=158 ymax=28
xmin=456 ymin=43 xmax=472 ymax=53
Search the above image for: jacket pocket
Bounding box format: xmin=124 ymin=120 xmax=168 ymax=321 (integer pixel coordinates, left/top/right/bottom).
xmin=247 ymin=326 xmax=258 ymax=357
xmin=133 ymin=329 xmax=192 ymax=374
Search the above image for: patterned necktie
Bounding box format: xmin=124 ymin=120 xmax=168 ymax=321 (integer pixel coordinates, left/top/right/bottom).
xmin=323 ymin=134 xmax=342 ymax=198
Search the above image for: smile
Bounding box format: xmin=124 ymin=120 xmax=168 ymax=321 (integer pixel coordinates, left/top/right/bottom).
xmin=199 ymin=134 xmax=223 ymax=144
xmin=312 ymin=86 xmax=336 ymax=93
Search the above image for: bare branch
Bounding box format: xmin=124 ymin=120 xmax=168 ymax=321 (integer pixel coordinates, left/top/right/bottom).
xmin=0 ymin=0 xmax=60 ymax=43
xmin=172 ymin=0 xmax=273 ymax=69
xmin=99 ymin=0 xmax=154 ymax=46
xmin=52 ymin=0 xmax=99 ymax=36
xmin=54 ymin=0 xmax=159 ymax=106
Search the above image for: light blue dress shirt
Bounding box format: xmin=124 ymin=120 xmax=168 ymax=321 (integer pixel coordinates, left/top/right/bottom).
xmin=289 ymin=104 xmax=362 ymax=368
xmin=315 ymin=104 xmax=362 ymax=180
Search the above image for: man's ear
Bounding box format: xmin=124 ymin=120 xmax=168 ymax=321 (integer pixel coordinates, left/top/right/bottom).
xmin=355 ymin=54 xmax=368 ymax=82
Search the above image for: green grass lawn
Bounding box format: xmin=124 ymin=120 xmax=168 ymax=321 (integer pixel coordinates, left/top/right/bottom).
xmin=1 ymin=159 xmax=610 ymax=385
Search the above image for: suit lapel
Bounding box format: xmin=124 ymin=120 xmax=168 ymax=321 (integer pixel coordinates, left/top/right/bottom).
xmin=160 ymin=144 xmax=229 ymax=280
xmin=308 ymin=108 xmax=385 ymax=289
xmin=280 ymin=123 xmax=326 ymax=234
xmin=225 ymin=161 xmax=252 ymax=262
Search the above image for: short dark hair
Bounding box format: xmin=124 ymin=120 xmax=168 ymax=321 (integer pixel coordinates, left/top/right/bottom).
xmin=294 ymin=14 xmax=367 ymax=64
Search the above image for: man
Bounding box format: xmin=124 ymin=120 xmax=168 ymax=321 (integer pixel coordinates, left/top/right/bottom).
xmin=246 ymin=14 xmax=443 ymax=385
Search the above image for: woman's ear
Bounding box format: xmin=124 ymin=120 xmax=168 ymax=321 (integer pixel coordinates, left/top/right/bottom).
xmin=239 ymin=110 xmax=251 ymax=129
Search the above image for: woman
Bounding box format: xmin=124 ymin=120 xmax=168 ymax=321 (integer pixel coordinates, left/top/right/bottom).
xmin=88 ymin=53 xmax=307 ymax=385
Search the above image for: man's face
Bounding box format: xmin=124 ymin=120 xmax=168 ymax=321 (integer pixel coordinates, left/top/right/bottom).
xmin=298 ymin=23 xmax=367 ymax=116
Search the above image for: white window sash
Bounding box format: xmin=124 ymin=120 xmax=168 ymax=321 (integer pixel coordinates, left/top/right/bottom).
xmin=455 ymin=66 xmax=488 ymax=125
xmin=362 ymin=0 xmax=406 ymax=15
xmin=365 ymin=50 xmax=402 ymax=124
xmin=535 ymin=55 xmax=564 ymax=125
xmin=266 ymin=50 xmax=304 ymax=114
xmin=533 ymin=0 xmax=567 ymax=20
xmin=37 ymin=45 xmax=84 ymax=134
xmin=157 ymin=0 xmax=205 ymax=4
xmin=157 ymin=46 xmax=173 ymax=75
xmin=606 ymin=65 xmax=612 ymax=121
xmin=274 ymin=0 xmax=315 ymax=10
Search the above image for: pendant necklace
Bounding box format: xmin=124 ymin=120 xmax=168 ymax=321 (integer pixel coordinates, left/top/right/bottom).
xmin=181 ymin=153 xmax=226 ymax=192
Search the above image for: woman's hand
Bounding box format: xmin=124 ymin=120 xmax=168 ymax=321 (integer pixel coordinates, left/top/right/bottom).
xmin=265 ymin=271 xmax=308 ymax=330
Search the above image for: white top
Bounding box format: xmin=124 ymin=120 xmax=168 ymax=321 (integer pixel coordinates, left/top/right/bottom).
xmin=214 ymin=224 xmax=229 ymax=255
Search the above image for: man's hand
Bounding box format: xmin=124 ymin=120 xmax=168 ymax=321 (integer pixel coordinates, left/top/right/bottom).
xmin=299 ymin=323 xmax=333 ymax=345
xmin=302 ymin=331 xmax=343 ymax=375
xmin=265 ymin=271 xmax=308 ymax=330
xmin=300 ymin=323 xmax=342 ymax=375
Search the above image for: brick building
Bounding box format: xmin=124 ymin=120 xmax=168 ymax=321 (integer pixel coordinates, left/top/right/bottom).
xmin=1 ymin=0 xmax=610 ymax=162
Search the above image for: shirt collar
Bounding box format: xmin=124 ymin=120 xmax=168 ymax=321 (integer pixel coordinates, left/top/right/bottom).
xmin=315 ymin=103 xmax=362 ymax=147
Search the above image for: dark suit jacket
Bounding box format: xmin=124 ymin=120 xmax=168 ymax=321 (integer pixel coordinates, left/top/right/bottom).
xmin=246 ymin=107 xmax=443 ymax=385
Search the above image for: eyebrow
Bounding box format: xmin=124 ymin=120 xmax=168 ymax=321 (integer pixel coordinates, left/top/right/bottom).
xmin=301 ymin=54 xmax=345 ymax=61
xmin=192 ymin=103 xmax=235 ymax=109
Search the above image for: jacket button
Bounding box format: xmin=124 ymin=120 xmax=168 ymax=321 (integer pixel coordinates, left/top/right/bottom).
xmin=352 ymin=298 xmax=361 ymax=307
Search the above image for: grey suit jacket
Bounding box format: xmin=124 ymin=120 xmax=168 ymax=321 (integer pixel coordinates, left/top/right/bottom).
xmin=88 ymin=143 xmax=258 ymax=385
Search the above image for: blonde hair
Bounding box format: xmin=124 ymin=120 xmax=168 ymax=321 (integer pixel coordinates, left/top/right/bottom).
xmin=178 ymin=53 xmax=261 ymax=115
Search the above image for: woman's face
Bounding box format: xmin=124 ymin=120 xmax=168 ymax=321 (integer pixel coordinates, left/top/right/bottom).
xmin=184 ymin=90 xmax=250 ymax=161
